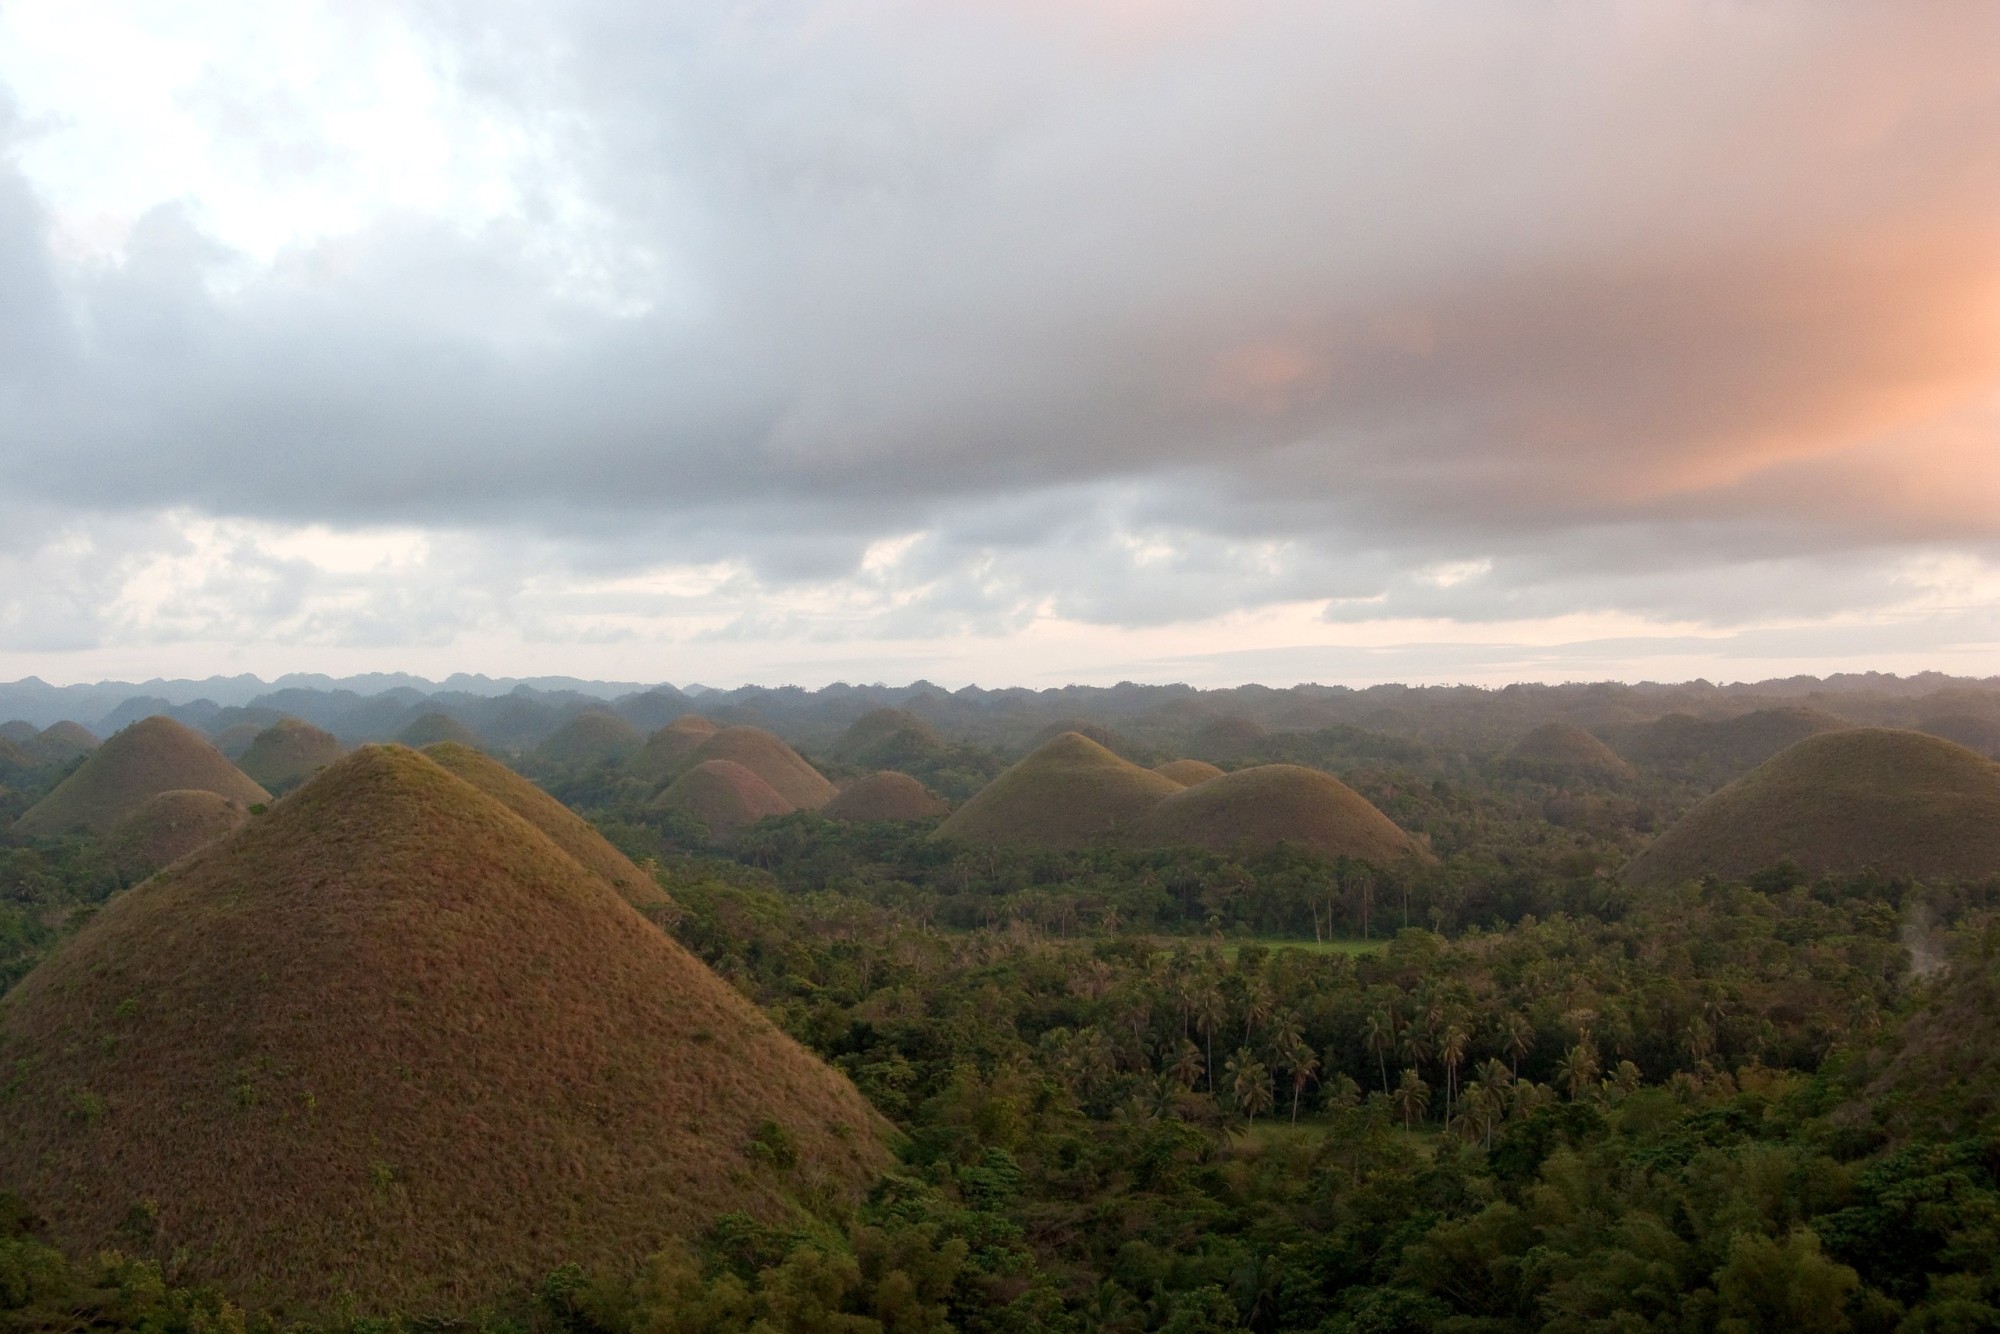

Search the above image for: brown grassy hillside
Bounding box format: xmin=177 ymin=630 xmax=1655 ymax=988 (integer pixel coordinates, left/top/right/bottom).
xmin=237 ymin=718 xmax=346 ymax=794
xmin=831 ymin=708 xmax=943 ymax=767
xmin=13 ymin=717 xmax=270 ymax=837
xmin=0 ymin=735 xmax=30 ymax=772
xmin=689 ymin=727 xmax=837 ymax=809
xmin=0 ymin=720 xmax=35 ymax=744
xmin=1623 ymin=728 xmax=2000 ymax=888
xmin=421 ymin=742 xmax=668 ymax=910
xmin=108 ymin=789 xmax=249 ymax=879
xmin=212 ymin=721 xmax=264 ymax=760
xmin=1505 ymin=721 xmax=1635 ymax=779
xmin=937 ymin=732 xmax=1181 ymax=849
xmin=534 ymin=710 xmax=643 ymax=769
xmin=396 ymin=712 xmax=479 ymax=748
xmin=1154 ymin=759 xmax=1225 ymax=787
xmin=0 ymin=746 xmax=890 ymax=1314
xmin=625 ymin=715 xmax=722 ymax=785
xmin=822 ymin=771 xmax=948 ymax=822
xmin=25 ymin=720 xmax=98 ymax=765
xmin=1125 ymin=764 xmax=1429 ymax=864
xmin=652 ymin=759 xmax=795 ymax=837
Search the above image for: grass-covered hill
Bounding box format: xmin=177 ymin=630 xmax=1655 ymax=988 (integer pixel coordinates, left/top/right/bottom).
xmin=23 ymin=720 xmax=99 ymax=766
xmin=821 ymin=770 xmax=947 ymax=822
xmin=211 ymin=720 xmax=264 ymax=759
xmin=13 ymin=717 xmax=269 ymax=837
xmin=642 ymin=726 xmax=837 ymax=810
xmin=421 ymin=741 xmax=669 ymax=911
xmin=0 ymin=746 xmax=890 ymax=1313
xmin=937 ymin=731 xmax=1181 ymax=849
xmin=1623 ymin=728 xmax=2000 ymax=888
xmin=1124 ymin=763 xmax=1429 ymax=863
xmin=1605 ymin=705 xmax=1850 ymax=783
xmin=235 ymin=718 xmax=346 ymax=794
xmin=652 ymin=758 xmax=795 ymax=836
xmin=829 ymin=707 xmax=943 ymax=769
xmin=532 ymin=709 xmax=643 ymax=769
xmin=107 ymin=789 xmax=250 ymax=879
xmin=1504 ymin=720 xmax=1635 ymax=779
xmin=625 ymin=714 xmax=722 ymax=785
xmin=394 ymin=711 xmax=480 ymax=748
xmin=1153 ymin=758 xmax=1225 ymax=787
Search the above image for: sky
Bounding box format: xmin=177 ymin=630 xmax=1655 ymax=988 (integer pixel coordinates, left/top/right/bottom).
xmin=0 ymin=0 xmax=1996 ymax=690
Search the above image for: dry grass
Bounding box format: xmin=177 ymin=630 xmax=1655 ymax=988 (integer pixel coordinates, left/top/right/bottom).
xmin=651 ymin=759 xmax=795 ymax=836
xmin=684 ymin=728 xmax=837 ymax=810
xmin=1029 ymin=719 xmax=1131 ymax=757
xmin=1623 ymin=728 xmax=2000 ymax=888
xmin=534 ymin=710 xmax=643 ymax=768
xmin=822 ymin=771 xmax=947 ymax=822
xmin=936 ymin=732 xmax=1181 ymax=850
xmin=212 ymin=721 xmax=264 ymax=760
xmin=1124 ymin=764 xmax=1430 ymax=864
xmin=1505 ymin=722 xmax=1635 ymax=779
xmin=422 ymin=742 xmax=669 ymax=909
xmin=108 ymin=789 xmax=249 ymax=879
xmin=13 ymin=717 xmax=270 ymax=837
xmin=0 ymin=735 xmax=31 ymax=772
xmin=25 ymin=721 xmax=99 ymax=765
xmin=0 ymin=745 xmax=891 ymax=1314
xmin=395 ymin=712 xmax=479 ymax=748
xmin=1154 ymin=759 xmax=1225 ymax=787
xmin=625 ymin=716 xmax=722 ymax=785
xmin=237 ymin=718 xmax=346 ymax=795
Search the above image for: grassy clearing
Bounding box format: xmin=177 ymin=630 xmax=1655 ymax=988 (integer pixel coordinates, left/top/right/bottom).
xmin=1220 ymin=936 xmax=1382 ymax=960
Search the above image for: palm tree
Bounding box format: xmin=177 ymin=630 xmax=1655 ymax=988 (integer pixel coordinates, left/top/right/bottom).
xmin=1439 ymin=1024 xmax=1468 ymax=1127
xmin=1195 ymin=987 xmax=1228 ymax=1092
xmin=1554 ymin=1040 xmax=1601 ymax=1102
xmin=1393 ymin=1068 xmax=1430 ymax=1130
xmin=1400 ymin=1024 xmax=1433 ymax=1079
xmin=1285 ymin=1039 xmax=1320 ymax=1123
xmin=1362 ymin=1011 xmax=1395 ymax=1095
xmin=1241 ymin=981 xmax=1275 ymax=1047
xmin=1168 ymin=1039 xmax=1204 ymax=1091
xmin=1226 ymin=1048 xmax=1274 ymax=1126
xmin=1500 ymin=1012 xmax=1534 ymax=1077
xmin=1266 ymin=1008 xmax=1305 ymax=1067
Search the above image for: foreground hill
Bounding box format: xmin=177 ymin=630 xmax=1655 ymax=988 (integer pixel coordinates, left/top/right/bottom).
xmin=0 ymin=746 xmax=889 ymax=1313
xmin=1504 ymin=721 xmax=1635 ymax=779
xmin=13 ymin=717 xmax=270 ymax=837
xmin=822 ymin=771 xmax=948 ymax=822
xmin=938 ymin=732 xmax=1181 ymax=849
xmin=235 ymin=718 xmax=345 ymax=794
xmin=1623 ymin=728 xmax=2000 ymax=888
xmin=1126 ymin=764 xmax=1429 ymax=863
xmin=421 ymin=742 xmax=669 ymax=911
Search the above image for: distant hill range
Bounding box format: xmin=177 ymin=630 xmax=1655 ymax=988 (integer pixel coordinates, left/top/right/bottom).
xmin=8 ymin=670 xmax=2000 ymax=776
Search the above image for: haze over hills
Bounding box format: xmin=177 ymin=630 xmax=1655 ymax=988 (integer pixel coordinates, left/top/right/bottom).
xmin=0 ymin=746 xmax=889 ymax=1311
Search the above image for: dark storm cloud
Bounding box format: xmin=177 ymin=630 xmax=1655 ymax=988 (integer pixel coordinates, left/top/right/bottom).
xmin=1 ymin=0 xmax=1997 ymax=633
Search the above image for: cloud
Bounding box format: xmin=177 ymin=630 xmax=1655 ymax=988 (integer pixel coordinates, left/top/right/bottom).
xmin=0 ymin=0 xmax=1996 ymax=676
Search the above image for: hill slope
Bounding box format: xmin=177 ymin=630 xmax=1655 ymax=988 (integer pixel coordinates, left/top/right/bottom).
xmin=396 ymin=712 xmax=479 ymax=748
xmin=652 ymin=759 xmax=795 ymax=836
xmin=687 ymin=727 xmax=837 ymax=809
xmin=421 ymin=741 xmax=669 ymax=910
xmin=1505 ymin=721 xmax=1635 ymax=779
xmin=108 ymin=789 xmax=250 ymax=878
xmin=236 ymin=718 xmax=346 ymax=794
xmin=626 ymin=715 xmax=722 ymax=786
xmin=13 ymin=717 xmax=270 ymax=837
xmin=937 ymin=732 xmax=1181 ymax=849
xmin=533 ymin=710 xmax=643 ymax=769
xmin=822 ymin=771 xmax=948 ymax=822
xmin=1623 ymin=728 xmax=2000 ymax=888
xmin=0 ymin=746 xmax=889 ymax=1313
xmin=1125 ymin=764 xmax=1428 ymax=863
xmin=24 ymin=721 xmax=98 ymax=765
xmin=1154 ymin=759 xmax=1225 ymax=787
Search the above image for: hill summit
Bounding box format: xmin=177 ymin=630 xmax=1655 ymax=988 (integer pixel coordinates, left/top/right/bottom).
xmin=938 ymin=731 xmax=1180 ymax=849
xmin=1125 ymin=764 xmax=1429 ymax=864
xmin=13 ymin=716 xmax=269 ymax=836
xmin=822 ymin=771 xmax=948 ymax=822
xmin=1504 ymin=721 xmax=1635 ymax=779
xmin=1623 ymin=728 xmax=2000 ymax=888
xmin=0 ymin=745 xmax=889 ymax=1313
xmin=236 ymin=717 xmax=346 ymax=794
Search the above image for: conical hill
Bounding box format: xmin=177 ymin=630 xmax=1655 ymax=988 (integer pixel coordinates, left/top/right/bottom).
xmin=625 ymin=715 xmax=722 ymax=785
xmin=236 ymin=718 xmax=346 ymax=794
xmin=13 ymin=717 xmax=270 ymax=837
xmin=937 ymin=732 xmax=1181 ymax=849
xmin=422 ymin=741 xmax=668 ymax=910
xmin=1125 ymin=764 xmax=1430 ymax=864
xmin=534 ymin=710 xmax=642 ymax=769
xmin=652 ymin=759 xmax=795 ymax=837
xmin=396 ymin=712 xmax=479 ymax=748
xmin=687 ymin=727 xmax=837 ymax=809
xmin=0 ymin=746 xmax=890 ymax=1313
xmin=25 ymin=720 xmax=98 ymax=765
xmin=832 ymin=708 xmax=942 ymax=767
xmin=212 ymin=721 xmax=264 ymax=760
xmin=1154 ymin=759 xmax=1225 ymax=787
xmin=108 ymin=789 xmax=250 ymax=879
xmin=1623 ymin=728 xmax=2000 ymax=888
xmin=823 ymin=771 xmax=948 ymax=822
xmin=1504 ymin=722 xmax=1635 ymax=779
